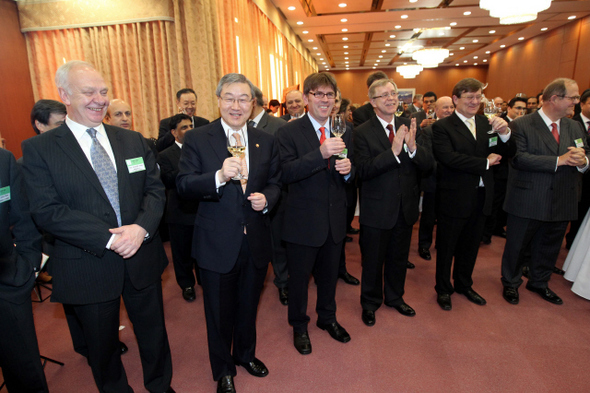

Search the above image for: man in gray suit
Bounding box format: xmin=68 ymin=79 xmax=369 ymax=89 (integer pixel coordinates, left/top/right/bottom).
xmin=501 ymin=78 xmax=588 ymax=305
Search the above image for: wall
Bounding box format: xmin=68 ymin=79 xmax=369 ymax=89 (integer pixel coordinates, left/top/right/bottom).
xmin=486 ymin=16 xmax=590 ymax=99
xmin=0 ymin=0 xmax=36 ymax=157
xmin=331 ymin=67 xmax=488 ymax=106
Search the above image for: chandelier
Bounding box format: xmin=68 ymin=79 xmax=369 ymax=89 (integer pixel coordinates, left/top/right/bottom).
xmin=411 ymin=48 xmax=449 ymax=68
xmin=480 ymin=0 xmax=552 ymax=25
xmin=397 ymin=64 xmax=423 ymax=79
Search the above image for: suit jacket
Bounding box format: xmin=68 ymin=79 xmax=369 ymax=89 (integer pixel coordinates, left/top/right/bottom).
xmin=280 ymin=113 xmax=291 ymax=121
xmin=433 ymin=112 xmax=515 ymax=218
xmin=277 ymin=115 xmax=355 ymax=247
xmin=504 ymin=111 xmax=589 ymax=222
xmin=403 ymin=104 xmax=421 ymax=118
xmin=158 ymin=143 xmax=199 ymax=225
xmin=255 ymin=111 xmax=287 ymax=136
xmin=157 ymin=115 xmax=209 ymax=152
xmin=573 ymin=113 xmax=590 ymax=138
xmin=352 ymin=102 xmax=374 ymax=127
xmin=354 ymin=115 xmax=433 ymax=229
xmin=411 ymin=110 xmax=427 ymax=125
xmin=21 ymin=123 xmax=167 ymax=304
xmin=176 ymin=121 xmax=281 ymax=274
xmin=0 ymin=149 xmax=41 ymax=304
xmin=417 ymin=124 xmax=437 ymax=193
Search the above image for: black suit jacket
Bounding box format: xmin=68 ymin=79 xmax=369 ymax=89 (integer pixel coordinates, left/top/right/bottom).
xmin=176 ymin=121 xmax=281 ymax=274
xmin=352 ymin=102 xmax=374 ymax=127
xmin=277 ymin=115 xmax=355 ymax=247
xmin=433 ymin=112 xmax=515 ymax=218
xmin=158 ymin=143 xmax=199 ymax=225
xmin=256 ymin=111 xmax=287 ymax=136
xmin=417 ymin=125 xmax=437 ymax=193
xmin=0 ymin=149 xmax=41 ymax=304
xmin=157 ymin=115 xmax=209 ymax=152
xmin=21 ymin=123 xmax=167 ymax=304
xmin=354 ymin=115 xmax=433 ymax=229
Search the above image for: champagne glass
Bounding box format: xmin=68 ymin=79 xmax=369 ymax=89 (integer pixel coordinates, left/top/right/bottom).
xmin=395 ymin=103 xmax=404 ymax=117
xmin=226 ymin=130 xmax=247 ymax=180
xmin=484 ymin=100 xmax=499 ymax=134
xmin=426 ymin=108 xmax=435 ymax=120
xmin=331 ymin=114 xmax=347 ymax=158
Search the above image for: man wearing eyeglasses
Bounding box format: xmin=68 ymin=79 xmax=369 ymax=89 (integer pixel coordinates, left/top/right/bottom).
xmin=177 ymin=73 xmax=281 ymax=393
xmin=277 ymin=72 xmax=354 ymax=355
xmin=432 ymin=78 xmax=514 ymax=311
xmin=501 ymin=78 xmax=588 ymax=306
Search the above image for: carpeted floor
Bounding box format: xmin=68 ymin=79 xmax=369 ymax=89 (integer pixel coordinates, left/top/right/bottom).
xmin=6 ymin=218 xmax=590 ymax=393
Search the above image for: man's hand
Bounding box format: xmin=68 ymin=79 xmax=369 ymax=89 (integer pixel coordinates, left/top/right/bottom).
xmin=391 ymin=125 xmax=407 ymax=156
xmin=487 ymin=153 xmax=502 ymax=166
xmin=247 ymin=192 xmax=267 ymax=211
xmin=320 ymin=137 xmax=346 ymax=159
xmin=334 ymin=157 xmax=351 ymax=175
xmin=420 ymin=118 xmax=436 ymax=128
xmin=217 ymin=157 xmax=242 ymax=183
xmin=558 ymin=147 xmax=587 ymax=167
xmin=405 ymin=118 xmax=417 ymax=152
xmin=109 ymin=224 xmax=147 ymax=259
xmin=490 ymin=116 xmax=509 ymax=135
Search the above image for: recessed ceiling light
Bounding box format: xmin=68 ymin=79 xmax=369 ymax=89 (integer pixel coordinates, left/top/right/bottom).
xmin=385 ymin=44 xmax=391 ymax=47
xmin=541 ymin=27 xmax=548 ymax=31
xmin=463 ymin=11 xmax=471 ymax=16
xmin=395 ymin=25 xmax=402 ymax=29
xmin=450 ymin=22 xmax=457 ymax=26
xmin=316 ymin=53 xmax=321 ymax=55
xmin=382 ymin=50 xmax=386 ymax=53
xmin=376 ymin=60 xmax=380 ymax=62
xmin=345 ymin=57 xmax=349 ymax=59
xmin=472 ymin=39 xmax=478 ymax=43
xmin=322 ymin=62 xmax=326 ymax=64
xmin=302 ymin=31 xmax=308 ymax=34
xmin=568 ymin=15 xmax=576 ymax=20
xmin=344 ymin=52 xmax=349 ymax=54
xmin=403 ymin=63 xmax=407 ymax=65
xmin=450 ymin=53 xmax=454 ymax=56
xmin=338 ymin=3 xmax=347 ymax=7
xmin=342 ymin=28 xmax=348 ymax=32
xmin=456 ymin=64 xmax=459 ymax=66
xmin=373 ymin=67 xmax=377 ymax=69
xmin=473 ymin=56 xmax=478 ymax=59
xmin=313 ymin=47 xmax=318 ymax=50
xmin=345 ymin=61 xmax=349 ymax=64
xmin=460 ymin=47 xmax=465 ymax=50
xmin=489 ymin=30 xmax=496 ymax=34
xmin=485 ymin=50 xmax=491 ymax=54
xmin=343 ymin=45 xmax=349 ymax=48
xmin=401 ymin=15 xmax=408 ymax=19
xmin=500 ymin=44 xmax=506 ymax=48
xmin=518 ymin=37 xmax=524 ymax=40
xmin=410 ymin=0 xmax=418 ymax=3
xmin=308 ymin=39 xmax=313 ymax=42
xmin=235 ymin=18 xmax=238 ymax=23
xmin=463 ymin=60 xmax=468 ymax=63
xmin=379 ymin=55 xmax=383 ymax=58
xmin=342 ymin=37 xmax=348 ymax=41
xmin=483 ymin=59 xmax=487 ymax=62
xmin=297 ymin=21 xmax=303 ymax=25
xmin=287 ymin=6 xmax=296 ymax=11
xmin=341 ymin=18 xmax=348 ymax=22
xmin=439 ymin=32 xmax=445 ymax=36
xmin=474 ymin=63 xmax=478 ymax=65
xmin=320 ymin=58 xmax=324 ymax=60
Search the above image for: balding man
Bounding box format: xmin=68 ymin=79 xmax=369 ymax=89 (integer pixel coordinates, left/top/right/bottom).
xmin=280 ymin=90 xmax=305 ymax=121
xmin=352 ymin=71 xmax=389 ymax=127
xmin=105 ymin=99 xmax=132 ymax=129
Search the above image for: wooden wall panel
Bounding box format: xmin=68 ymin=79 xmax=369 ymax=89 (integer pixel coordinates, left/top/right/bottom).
xmin=0 ymin=0 xmax=36 ymax=158
xmin=574 ymin=16 xmax=590 ymax=90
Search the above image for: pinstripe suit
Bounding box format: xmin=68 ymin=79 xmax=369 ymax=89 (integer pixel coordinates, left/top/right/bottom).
xmin=501 ymin=111 xmax=589 ymax=289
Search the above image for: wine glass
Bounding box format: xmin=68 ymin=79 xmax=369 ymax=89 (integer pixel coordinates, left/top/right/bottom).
xmin=395 ymin=103 xmax=404 ymax=117
xmin=226 ymin=130 xmax=247 ymax=180
xmin=331 ymin=114 xmax=347 ymax=158
xmin=426 ymin=108 xmax=435 ymax=120
xmin=484 ymin=100 xmax=499 ymax=134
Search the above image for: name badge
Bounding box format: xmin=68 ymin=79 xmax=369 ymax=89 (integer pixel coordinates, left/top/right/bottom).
xmin=125 ymin=157 xmax=146 ymax=173
xmin=0 ymin=186 xmax=10 ymax=203
xmin=489 ymin=136 xmax=498 ymax=147
xmin=575 ymin=138 xmax=584 ymax=148
xmin=403 ymin=144 xmax=408 ymax=153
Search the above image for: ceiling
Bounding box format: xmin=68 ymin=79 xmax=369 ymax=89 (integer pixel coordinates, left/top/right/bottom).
xmin=269 ymin=0 xmax=590 ymax=72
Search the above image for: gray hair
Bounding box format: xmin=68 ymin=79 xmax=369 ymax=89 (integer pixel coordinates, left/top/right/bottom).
xmin=55 ymin=60 xmax=96 ymax=94
xmin=215 ymin=73 xmax=256 ymax=99
xmin=253 ymin=86 xmax=264 ymax=107
xmin=542 ymin=78 xmax=577 ymax=102
xmin=369 ymin=78 xmax=398 ymax=99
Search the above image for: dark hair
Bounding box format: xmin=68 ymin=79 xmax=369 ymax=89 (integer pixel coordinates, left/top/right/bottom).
xmin=303 ymin=72 xmax=337 ymax=95
xmin=169 ymin=113 xmax=192 ymax=130
xmin=338 ymin=98 xmax=350 ymax=114
xmin=452 ymin=78 xmax=484 ymax=98
xmin=580 ymin=89 xmax=590 ymax=105
xmin=508 ymin=97 xmax=527 ymax=108
xmin=366 ymin=71 xmax=388 ymax=88
xmin=269 ymin=99 xmax=280 ymax=107
xmin=253 ymin=86 xmax=264 ymax=107
xmin=536 ymin=92 xmax=543 ymax=101
xmin=176 ymin=88 xmax=197 ymax=100
xmin=423 ymin=91 xmax=437 ymax=101
xmin=30 ymin=99 xmax=67 ymax=134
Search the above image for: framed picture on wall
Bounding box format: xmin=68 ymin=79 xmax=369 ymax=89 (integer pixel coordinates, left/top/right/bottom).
xmin=397 ymin=88 xmax=415 ymax=105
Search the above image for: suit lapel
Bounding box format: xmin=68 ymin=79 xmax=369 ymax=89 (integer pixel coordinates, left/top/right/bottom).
xmin=208 ymin=122 xmax=231 ymax=165
xmin=257 ymin=112 xmax=269 ymax=130
xmin=245 ymin=126 xmax=260 ymax=195
xmin=531 ymin=112 xmax=559 ymax=154
xmin=301 ymin=115 xmax=322 ymax=149
xmin=451 ymin=112 xmax=476 ymax=146
xmin=105 ymin=125 xmax=130 ymax=206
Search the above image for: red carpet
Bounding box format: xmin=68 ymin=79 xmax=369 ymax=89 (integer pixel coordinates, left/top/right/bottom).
xmin=8 ymin=219 xmax=590 ymax=392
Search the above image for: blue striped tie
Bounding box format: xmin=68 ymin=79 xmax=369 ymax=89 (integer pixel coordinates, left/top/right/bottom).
xmin=87 ymin=128 xmax=121 ymax=226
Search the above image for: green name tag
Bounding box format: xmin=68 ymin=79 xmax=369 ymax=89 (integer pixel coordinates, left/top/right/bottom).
xmin=489 ymin=136 xmax=498 ymax=147
xmin=0 ymin=186 xmax=10 ymax=203
xmin=575 ymin=138 xmax=584 ymax=148
xmin=125 ymin=157 xmax=146 ymax=173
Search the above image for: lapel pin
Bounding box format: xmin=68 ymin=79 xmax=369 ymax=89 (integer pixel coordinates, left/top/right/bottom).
xmin=256 ymin=144 xmax=260 ymax=148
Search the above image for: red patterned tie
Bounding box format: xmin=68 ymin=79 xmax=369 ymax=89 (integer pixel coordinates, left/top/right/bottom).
xmin=387 ymin=124 xmax=394 ymax=144
xmin=319 ymin=126 xmax=326 ymax=145
xmin=551 ymin=123 xmax=559 ymax=144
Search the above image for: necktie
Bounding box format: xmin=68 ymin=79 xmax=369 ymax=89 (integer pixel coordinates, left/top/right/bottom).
xmin=466 ymin=118 xmax=476 ymax=139
xmin=586 ymin=121 xmax=589 ymax=134
xmin=233 ymin=132 xmax=248 ymax=192
xmin=551 ymin=123 xmax=559 ymax=144
xmin=86 ymin=128 xmax=121 ymax=226
xmin=386 ymin=124 xmax=394 ymax=144
xmin=248 ymin=120 xmax=256 ymax=128
xmin=319 ymin=126 xmax=326 ymax=145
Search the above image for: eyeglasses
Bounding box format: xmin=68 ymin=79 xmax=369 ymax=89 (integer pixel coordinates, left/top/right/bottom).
xmin=372 ymin=91 xmax=399 ymax=100
xmin=220 ymin=96 xmax=253 ymax=106
xmin=558 ymin=95 xmax=581 ymax=102
xmin=308 ymin=91 xmax=336 ymax=99
xmin=460 ymin=95 xmax=483 ymax=102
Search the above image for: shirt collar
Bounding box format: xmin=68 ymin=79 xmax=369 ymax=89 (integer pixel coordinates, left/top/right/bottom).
xmin=376 ymin=114 xmax=395 ymax=131
xmin=455 ymin=111 xmax=472 ymax=124
xmin=252 ymin=109 xmax=265 ymax=126
xmin=307 ymin=113 xmax=330 ymax=133
xmin=65 ymin=116 xmax=106 ymax=139
xmin=538 ymin=108 xmax=561 ymax=130
xmin=220 ymin=118 xmax=248 ymax=142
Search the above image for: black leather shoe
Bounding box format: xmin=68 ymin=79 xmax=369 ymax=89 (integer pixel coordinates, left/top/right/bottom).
xmin=345 ymin=235 xmax=353 ymax=243
xmin=316 ymin=321 xmax=351 ymax=343
xmin=418 ymin=247 xmax=431 ymax=261
xmin=389 ymin=302 xmax=416 ymax=317
xmin=553 ymin=266 xmax=565 ymax=275
xmin=182 ymin=286 xmax=196 ymax=302
xmin=120 ymin=341 xmax=128 ymax=355
xmin=236 ymin=357 xmax=268 ymax=378
xmin=217 ymin=375 xmax=235 ymax=393
xmin=406 ymin=261 xmax=415 ymax=269
xmin=293 ymin=331 xmax=312 ymax=355
xmin=278 ymin=287 xmax=288 ymax=306
xmin=525 ymin=284 xmax=563 ymax=305
xmin=347 ymin=227 xmax=360 ymax=235
xmin=493 ymin=230 xmax=507 ymax=238
xmin=502 ymin=286 xmax=519 ymax=305
xmin=456 ymin=288 xmax=486 ymax=305
xmin=361 ymin=309 xmax=375 ymax=326
xmin=481 ymin=237 xmax=491 ymax=245
xmin=339 ymin=272 xmax=360 ymax=285
xmin=150 ymin=388 xmax=175 ymax=393
xmin=437 ymin=294 xmax=452 ymax=310
xmin=522 ymin=266 xmax=530 ymax=278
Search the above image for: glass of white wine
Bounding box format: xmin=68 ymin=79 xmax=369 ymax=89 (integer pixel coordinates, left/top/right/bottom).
xmin=395 ymin=103 xmax=404 ymax=117
xmin=484 ymin=100 xmax=500 ymax=134
xmin=331 ymin=113 xmax=347 ymax=159
xmin=227 ymin=130 xmax=247 ymax=180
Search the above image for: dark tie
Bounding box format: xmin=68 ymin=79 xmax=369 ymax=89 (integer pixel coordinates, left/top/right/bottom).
xmin=86 ymin=128 xmax=121 ymax=226
xmin=386 ymin=124 xmax=394 ymax=144
xmin=551 ymin=123 xmax=559 ymax=144
xmin=248 ymin=120 xmax=256 ymax=128
xmin=586 ymin=121 xmax=590 ymax=134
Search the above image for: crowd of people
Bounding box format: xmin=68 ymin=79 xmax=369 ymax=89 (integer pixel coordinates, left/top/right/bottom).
xmin=1 ymin=60 xmax=589 ymax=393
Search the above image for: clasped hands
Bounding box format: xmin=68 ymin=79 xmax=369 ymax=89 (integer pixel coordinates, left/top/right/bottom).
xmin=109 ymin=224 xmax=147 ymax=259
xmin=559 ymin=147 xmax=587 ymax=168
xmin=217 ymin=158 xmax=267 ymax=211
xmin=319 ymin=138 xmax=351 ymax=175
xmin=391 ymin=118 xmax=418 ymax=156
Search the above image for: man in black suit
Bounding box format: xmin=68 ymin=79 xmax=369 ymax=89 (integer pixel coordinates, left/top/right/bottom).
xmin=411 ymin=91 xmax=437 ymax=129
xmin=277 ymin=72 xmax=354 ymax=355
xmin=280 ymin=90 xmax=305 ymax=121
xmin=501 ymin=78 xmax=589 ymax=306
xmin=158 ymin=114 xmax=200 ymax=302
xmin=432 ymin=78 xmax=513 ymax=311
xmin=403 ymin=94 xmax=423 ymax=118
xmin=22 ymin=60 xmax=174 ymax=393
xmin=0 ymin=148 xmax=48 ymax=393
xmin=30 ymin=99 xmax=66 ymax=134
xmin=352 ymin=71 xmax=388 ymax=127
xmin=354 ymin=78 xmax=433 ymax=326
xmin=249 ymin=86 xmax=290 ymax=305
xmin=157 ymin=88 xmax=210 ymax=151
xmin=177 ymin=73 xmax=281 ymax=393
